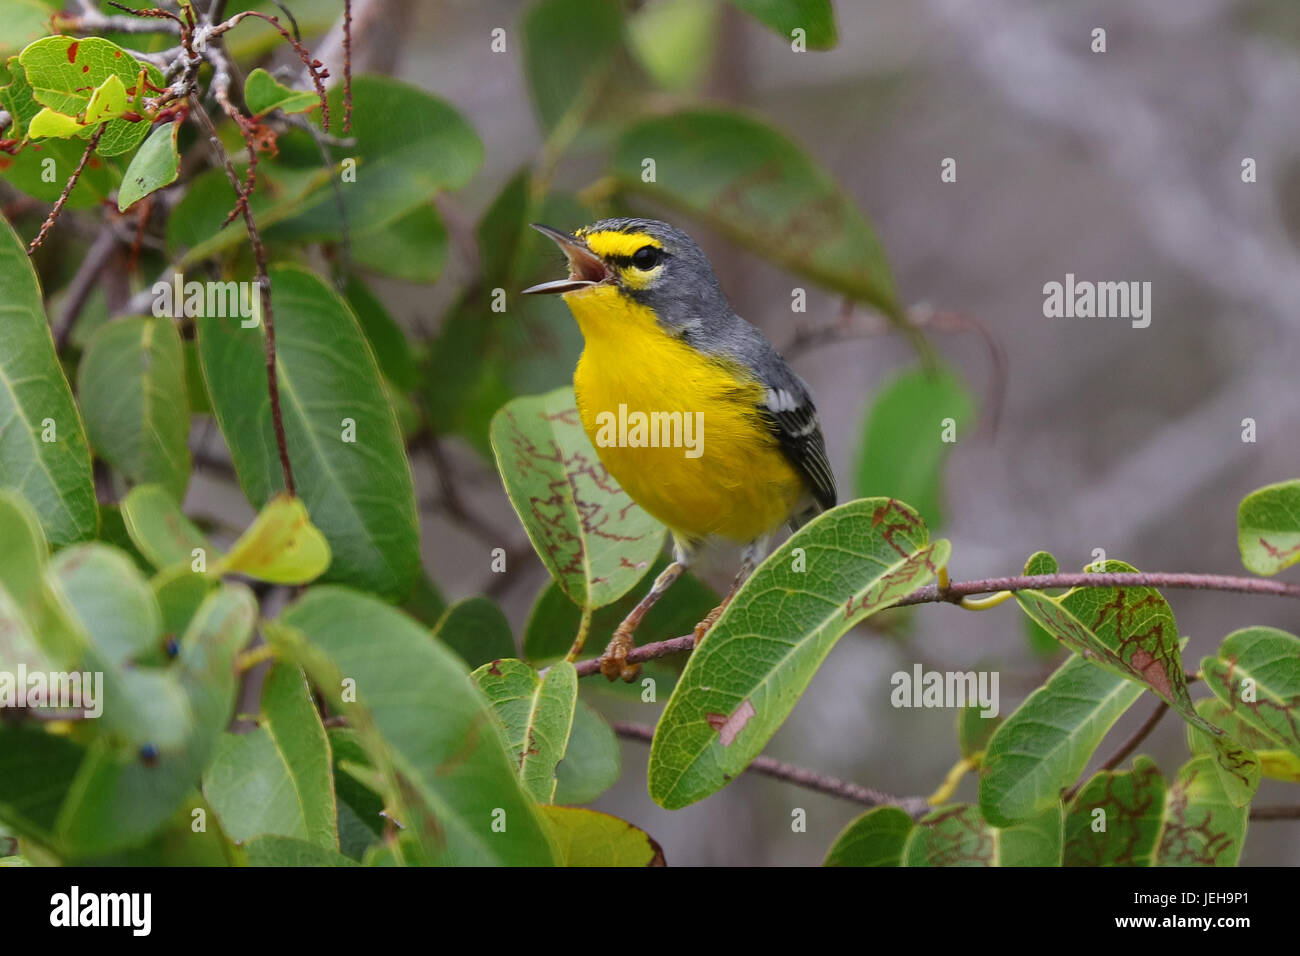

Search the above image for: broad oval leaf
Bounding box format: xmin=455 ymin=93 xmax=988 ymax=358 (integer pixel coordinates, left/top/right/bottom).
xmin=649 ymin=498 xmax=949 ymax=809
xmin=553 ymin=699 xmax=621 ymax=805
xmin=119 ymin=483 xmax=214 ymax=571
xmin=539 ymin=806 xmax=665 ymax=866
xmin=77 ymin=316 xmax=190 ymax=501
xmin=471 ymin=658 xmax=578 ymax=803
xmin=979 ymin=652 xmax=1143 ymax=828
xmin=854 ymin=364 xmax=974 ymax=530
xmin=522 ymin=0 xmax=625 ymax=132
xmin=904 ymin=803 xmax=1063 ymax=867
xmin=1200 ymin=626 xmax=1300 ymax=760
xmin=203 ymin=663 xmax=338 ymax=848
xmin=1237 ymin=480 xmax=1300 ymax=576
xmin=1064 ymin=756 xmax=1165 ymax=866
xmin=824 ymin=806 xmax=914 ymax=867
xmin=197 ymin=265 xmax=418 ymax=600
xmin=48 ymin=542 xmax=160 ymax=669
xmin=17 ymin=36 xmax=164 ymax=156
xmin=117 ymin=121 xmax=180 ymax=211
xmin=0 ymin=217 xmax=96 ymax=544
xmin=610 ymin=108 xmax=901 ymax=321
xmin=243 ymin=68 xmax=319 ymax=117
xmin=273 ymin=587 xmax=558 ymax=865
xmin=1188 ymin=697 xmax=1300 ymax=783
xmin=490 ymin=386 xmax=665 ymax=610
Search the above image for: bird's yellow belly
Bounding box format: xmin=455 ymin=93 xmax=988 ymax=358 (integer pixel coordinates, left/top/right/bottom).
xmin=567 ymin=288 xmax=805 ymax=544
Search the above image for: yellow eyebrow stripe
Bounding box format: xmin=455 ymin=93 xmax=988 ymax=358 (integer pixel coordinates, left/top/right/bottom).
xmin=580 ymin=230 xmax=662 ymax=258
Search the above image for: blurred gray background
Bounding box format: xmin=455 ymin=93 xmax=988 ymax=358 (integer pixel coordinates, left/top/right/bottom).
xmin=238 ymin=0 xmax=1300 ymax=865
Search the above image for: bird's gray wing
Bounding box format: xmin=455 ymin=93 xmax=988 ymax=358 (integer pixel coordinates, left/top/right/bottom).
xmin=754 ymin=367 xmax=838 ymax=515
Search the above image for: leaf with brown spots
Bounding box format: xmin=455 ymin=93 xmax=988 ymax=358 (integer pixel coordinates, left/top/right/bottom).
xmin=1014 ymin=559 xmax=1258 ymax=806
xmin=490 ymin=387 xmax=665 ymax=611
xmin=650 ymin=498 xmax=949 ymax=809
xmin=1237 ymin=480 xmax=1300 ymax=576
xmin=904 ymin=803 xmax=1062 ymax=867
xmin=1200 ymin=626 xmax=1300 ymax=762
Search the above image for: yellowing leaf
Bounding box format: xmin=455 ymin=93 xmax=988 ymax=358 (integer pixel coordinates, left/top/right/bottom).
xmin=27 ymin=106 xmax=83 ymax=139
xmin=215 ymin=495 xmax=331 ymax=584
xmin=83 ymin=73 xmax=128 ymax=124
xmin=539 ymin=806 xmax=665 ymax=866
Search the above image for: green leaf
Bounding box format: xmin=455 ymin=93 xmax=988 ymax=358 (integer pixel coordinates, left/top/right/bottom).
xmin=979 ymin=652 xmax=1144 ymax=827
xmin=957 ymin=704 xmax=1002 ymax=761
xmin=1188 ymin=698 xmax=1300 ymax=782
xmin=521 ymin=0 xmax=625 ymax=132
xmin=471 ymin=658 xmax=579 ymax=803
xmin=48 ymin=542 xmax=160 ymax=669
xmin=272 ymin=587 xmax=559 ymax=865
xmin=244 ymin=835 xmax=359 ymax=867
xmin=727 ymin=0 xmax=836 ymax=49
xmin=346 ymin=203 xmax=449 ymax=283
xmin=1201 ymin=626 xmax=1300 ymax=760
xmin=54 ymin=584 xmax=257 ymax=857
xmin=342 ymin=275 xmax=419 ymax=390
xmin=116 ymin=120 xmax=179 ymax=211
xmin=197 ymin=265 xmax=419 ymax=600
xmin=77 ymin=316 xmax=190 ymax=501
xmin=553 ymin=699 xmax=621 ymax=805
xmin=538 ymin=806 xmax=664 ymax=866
xmin=610 ymin=108 xmax=901 ymax=322
xmin=824 ymin=806 xmax=915 ymax=867
xmin=243 ymin=67 xmax=320 ymax=117
xmin=434 ymin=596 xmax=516 ymax=670
xmin=0 ymin=216 xmax=96 ymax=545
xmin=854 ymin=365 xmax=974 ymax=529
xmin=119 ymin=483 xmax=214 ymax=571
xmin=329 ymin=727 xmax=385 ymax=859
xmin=905 ymin=803 xmax=1062 ymax=866
xmin=1012 ymin=559 xmax=1256 ymax=805
xmin=17 ymin=36 xmax=164 ymax=156
xmin=628 ymin=0 xmax=720 ymax=93
xmin=1063 ymin=756 xmax=1164 ymax=866
xmin=203 ymin=663 xmax=338 ymax=848
xmin=260 ymin=75 xmax=483 ymax=244
xmin=0 ymin=723 xmax=86 ymax=848
xmin=27 ymin=106 xmax=83 ymax=138
xmin=0 ymin=0 xmax=58 ymax=59
xmin=490 ymin=387 xmax=665 ymax=611
xmin=649 ymin=498 xmax=949 ymax=809
xmin=0 ymin=490 xmax=65 ymax=671
xmin=213 ymin=493 xmax=332 ymax=585
xmin=151 ymin=561 xmax=212 ymax=638
xmin=1069 ymin=756 xmax=1248 ymax=867
xmin=1237 ymin=480 xmax=1300 ymax=575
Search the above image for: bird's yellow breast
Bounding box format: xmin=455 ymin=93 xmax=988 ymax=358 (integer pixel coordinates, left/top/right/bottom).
xmin=564 ymin=285 xmax=806 ymax=544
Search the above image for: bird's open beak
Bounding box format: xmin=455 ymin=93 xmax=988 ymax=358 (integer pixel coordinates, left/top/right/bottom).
xmin=521 ymin=223 xmax=609 ymax=294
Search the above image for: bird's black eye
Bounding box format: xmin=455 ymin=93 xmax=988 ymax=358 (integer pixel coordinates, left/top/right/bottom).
xmin=631 ymin=245 xmax=660 ymax=270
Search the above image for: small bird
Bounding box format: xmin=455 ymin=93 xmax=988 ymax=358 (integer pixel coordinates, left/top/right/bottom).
xmin=523 ymin=218 xmax=836 ymax=681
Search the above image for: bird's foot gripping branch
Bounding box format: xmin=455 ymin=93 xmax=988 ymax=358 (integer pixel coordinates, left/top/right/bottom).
xmin=490 ymin=389 xmax=1300 ymax=865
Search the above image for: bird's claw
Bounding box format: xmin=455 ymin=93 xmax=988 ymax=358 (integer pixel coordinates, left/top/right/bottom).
xmin=599 ymin=625 xmax=641 ymax=683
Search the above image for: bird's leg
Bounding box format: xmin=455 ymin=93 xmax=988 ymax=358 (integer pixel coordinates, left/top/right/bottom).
xmin=692 ymin=538 xmax=765 ymax=644
xmin=599 ymin=560 xmax=687 ymax=682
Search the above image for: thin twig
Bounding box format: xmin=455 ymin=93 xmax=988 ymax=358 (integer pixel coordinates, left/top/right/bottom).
xmin=572 ymin=571 xmax=1300 ymax=678
xmin=189 ymin=95 xmax=296 ymax=495
xmin=612 ymin=722 xmax=930 ymax=817
xmin=1249 ymin=806 xmax=1300 ymax=821
xmin=26 ymin=125 xmax=106 ymax=254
